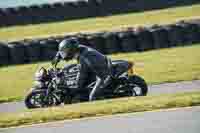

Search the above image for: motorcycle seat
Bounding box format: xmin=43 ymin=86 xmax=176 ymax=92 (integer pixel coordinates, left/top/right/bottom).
xmin=111 ymin=60 xmax=129 ymax=77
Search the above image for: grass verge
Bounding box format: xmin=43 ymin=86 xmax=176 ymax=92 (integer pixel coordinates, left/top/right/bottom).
xmin=0 ymin=91 xmax=200 ymax=128
xmin=0 ymin=44 xmax=200 ymax=103
xmin=0 ymin=4 xmax=200 ymax=42
xmin=0 ymin=96 xmax=21 ymax=104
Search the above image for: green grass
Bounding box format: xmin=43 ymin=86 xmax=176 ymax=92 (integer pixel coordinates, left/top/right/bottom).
xmin=0 ymin=4 xmax=200 ymax=42
xmin=0 ymin=96 xmax=21 ymax=104
xmin=0 ymin=44 xmax=200 ymax=103
xmin=0 ymin=91 xmax=200 ymax=128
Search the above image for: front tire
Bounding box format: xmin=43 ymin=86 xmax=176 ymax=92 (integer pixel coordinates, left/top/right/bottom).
xmin=128 ymin=75 xmax=148 ymax=96
xmin=25 ymin=89 xmax=60 ymax=109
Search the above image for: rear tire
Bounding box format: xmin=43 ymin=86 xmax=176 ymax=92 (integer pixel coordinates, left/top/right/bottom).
xmin=128 ymin=75 xmax=148 ymax=96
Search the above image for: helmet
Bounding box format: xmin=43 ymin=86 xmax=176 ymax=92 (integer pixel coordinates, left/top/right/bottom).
xmin=58 ymin=38 xmax=79 ymax=60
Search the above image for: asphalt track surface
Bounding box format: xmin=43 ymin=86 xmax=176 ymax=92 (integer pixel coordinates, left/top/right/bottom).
xmin=0 ymin=80 xmax=200 ymax=113
xmin=1 ymin=106 xmax=200 ymax=133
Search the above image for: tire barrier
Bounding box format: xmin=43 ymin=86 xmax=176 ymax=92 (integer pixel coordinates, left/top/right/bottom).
xmin=150 ymin=26 xmax=170 ymax=49
xmin=189 ymin=19 xmax=200 ymax=43
xmin=1 ymin=19 xmax=200 ymax=66
xmin=39 ymin=39 xmax=59 ymax=61
xmin=24 ymin=40 xmax=41 ymax=62
xmin=177 ymin=22 xmax=200 ymax=44
xmin=0 ymin=0 xmax=200 ymax=27
xmin=18 ymin=6 xmax=31 ymax=23
xmin=1 ymin=8 xmax=16 ymax=26
xmin=103 ymin=32 xmax=121 ymax=54
xmin=76 ymin=34 xmax=89 ymax=46
xmin=188 ymin=19 xmax=200 ymax=43
xmin=134 ymin=27 xmax=154 ymax=51
xmin=0 ymin=9 xmax=7 ymax=27
xmin=0 ymin=42 xmax=10 ymax=65
xmin=8 ymin=42 xmax=28 ymax=64
xmin=164 ymin=24 xmax=186 ymax=47
xmin=87 ymin=32 xmax=106 ymax=53
xmin=99 ymin=0 xmax=129 ymax=15
xmin=118 ymin=31 xmax=138 ymax=52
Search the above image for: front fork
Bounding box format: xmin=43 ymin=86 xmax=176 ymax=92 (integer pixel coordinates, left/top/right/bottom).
xmin=42 ymin=81 xmax=61 ymax=105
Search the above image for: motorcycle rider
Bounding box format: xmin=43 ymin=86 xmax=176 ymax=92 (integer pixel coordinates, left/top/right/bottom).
xmin=52 ymin=38 xmax=112 ymax=101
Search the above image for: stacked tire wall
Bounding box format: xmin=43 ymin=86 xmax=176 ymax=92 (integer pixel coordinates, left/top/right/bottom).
xmin=0 ymin=19 xmax=200 ymax=66
xmin=0 ymin=0 xmax=200 ymax=27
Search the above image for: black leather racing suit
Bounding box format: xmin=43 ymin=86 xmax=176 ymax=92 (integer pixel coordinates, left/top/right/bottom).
xmin=54 ymin=45 xmax=112 ymax=101
xmin=77 ymin=45 xmax=112 ymax=101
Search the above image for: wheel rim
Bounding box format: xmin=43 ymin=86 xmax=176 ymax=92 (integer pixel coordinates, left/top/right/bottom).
xmin=130 ymin=84 xmax=143 ymax=96
xmin=29 ymin=92 xmax=57 ymax=107
xmin=30 ymin=93 xmax=45 ymax=107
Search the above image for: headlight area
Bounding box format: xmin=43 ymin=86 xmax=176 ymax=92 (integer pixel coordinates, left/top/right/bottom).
xmin=34 ymin=81 xmax=45 ymax=88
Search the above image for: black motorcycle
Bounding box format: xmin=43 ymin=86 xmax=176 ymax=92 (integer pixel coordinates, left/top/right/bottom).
xmin=25 ymin=60 xmax=148 ymax=109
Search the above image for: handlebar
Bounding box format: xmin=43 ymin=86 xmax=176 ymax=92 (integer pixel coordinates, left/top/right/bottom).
xmin=51 ymin=59 xmax=59 ymax=69
xmin=51 ymin=51 xmax=63 ymax=69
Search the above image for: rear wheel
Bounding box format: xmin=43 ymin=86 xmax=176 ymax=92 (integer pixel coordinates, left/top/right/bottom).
xmin=127 ymin=75 xmax=148 ymax=96
xmin=25 ymin=89 xmax=60 ymax=109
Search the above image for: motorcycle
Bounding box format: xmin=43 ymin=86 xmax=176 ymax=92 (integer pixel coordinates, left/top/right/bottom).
xmin=25 ymin=60 xmax=148 ymax=109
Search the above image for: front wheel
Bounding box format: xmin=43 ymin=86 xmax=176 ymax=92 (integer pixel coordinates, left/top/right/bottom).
xmin=25 ymin=89 xmax=60 ymax=109
xmin=127 ymin=75 xmax=148 ymax=96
